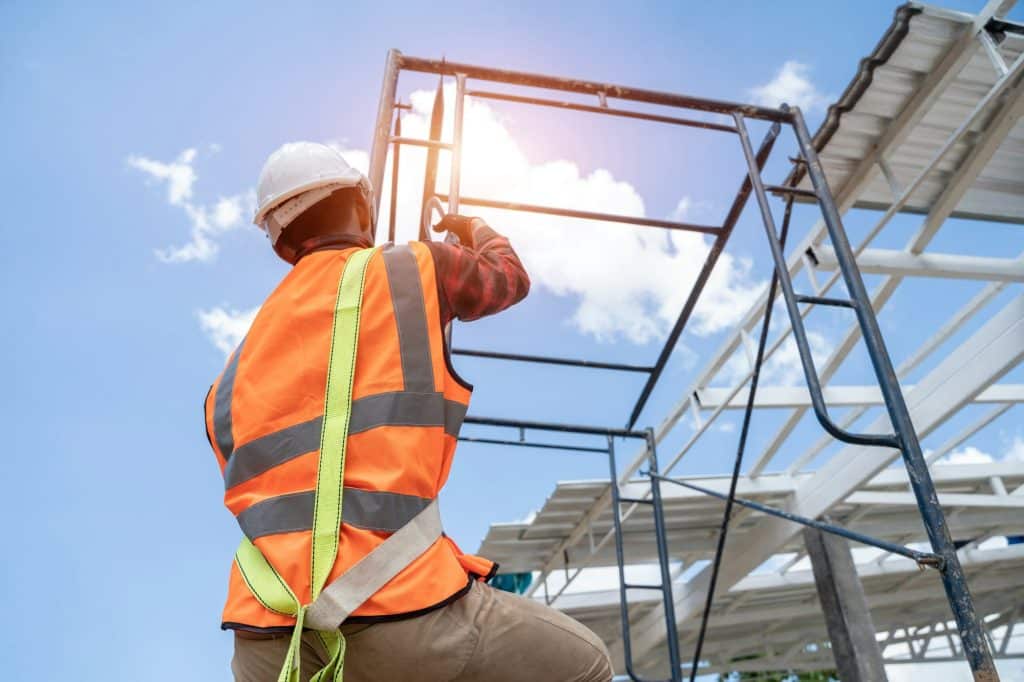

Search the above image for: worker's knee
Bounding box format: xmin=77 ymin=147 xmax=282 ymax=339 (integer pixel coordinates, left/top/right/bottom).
xmin=572 ymin=627 xmax=614 ymax=682
xmin=580 ymin=640 xmax=614 ymax=682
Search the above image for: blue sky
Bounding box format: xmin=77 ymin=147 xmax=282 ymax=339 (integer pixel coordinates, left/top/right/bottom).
xmin=4 ymin=1 xmax=1023 ymax=680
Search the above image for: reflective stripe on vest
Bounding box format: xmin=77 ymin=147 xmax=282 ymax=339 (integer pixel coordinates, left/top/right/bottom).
xmin=213 ymin=337 xmax=244 ymax=460
xmin=222 ymin=393 xmax=468 ymax=489
xmin=238 ymin=487 xmax=431 ymax=539
xmin=234 ymin=246 xmax=375 ymax=682
xmin=383 ymin=245 xmax=435 ymax=393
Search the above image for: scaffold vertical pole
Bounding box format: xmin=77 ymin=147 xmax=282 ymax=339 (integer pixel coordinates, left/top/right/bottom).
xmin=646 ymin=429 xmax=683 ymax=680
xmin=608 ymin=434 xmax=682 ymax=682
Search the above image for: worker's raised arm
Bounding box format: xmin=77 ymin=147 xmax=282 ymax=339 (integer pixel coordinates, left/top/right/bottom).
xmin=426 ymin=215 xmax=531 ymax=324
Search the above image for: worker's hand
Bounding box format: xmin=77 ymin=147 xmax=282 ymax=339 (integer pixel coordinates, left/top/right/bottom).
xmin=433 ymin=214 xmax=485 ymax=248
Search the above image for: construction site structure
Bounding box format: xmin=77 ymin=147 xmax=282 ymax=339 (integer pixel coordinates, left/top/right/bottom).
xmin=368 ymin=2 xmax=1024 ymax=679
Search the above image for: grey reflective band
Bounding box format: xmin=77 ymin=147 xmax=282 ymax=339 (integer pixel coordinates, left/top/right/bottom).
xmin=349 ymin=392 xmax=467 ymax=436
xmin=214 ymin=338 xmax=246 ymax=460
xmin=238 ymin=490 xmax=313 ymax=540
xmin=223 ymin=394 xmax=468 ymax=489
xmin=224 ymin=416 xmax=323 ymax=489
xmin=383 ymin=246 xmax=435 ymax=393
xmin=443 ymin=400 xmax=468 ymax=437
xmin=238 ymin=487 xmax=433 ymax=540
xmin=342 ymin=487 xmax=433 ymax=532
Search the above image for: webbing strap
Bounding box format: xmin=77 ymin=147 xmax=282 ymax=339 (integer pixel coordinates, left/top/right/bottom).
xmin=232 ymin=247 xmax=375 ymax=682
xmin=312 ymin=247 xmax=374 ymax=598
xmin=306 ymin=498 xmax=442 ymax=630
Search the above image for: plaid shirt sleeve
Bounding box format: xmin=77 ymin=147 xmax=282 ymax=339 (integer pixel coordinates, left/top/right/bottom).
xmin=424 ymin=225 xmax=531 ymax=325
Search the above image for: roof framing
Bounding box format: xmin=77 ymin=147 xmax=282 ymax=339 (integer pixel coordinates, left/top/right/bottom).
xmin=473 ymin=1 xmax=1024 ymax=673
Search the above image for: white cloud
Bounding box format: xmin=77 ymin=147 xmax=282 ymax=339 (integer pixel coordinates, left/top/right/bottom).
xmin=198 ymin=306 xmax=258 ymax=355
xmin=127 ymin=148 xmax=198 ymax=206
xmin=935 ymin=435 xmax=1024 ymax=466
xmin=374 ymin=86 xmax=764 ymax=344
xmin=1006 ymin=435 xmax=1024 ymax=462
xmin=128 ymin=148 xmax=254 ymax=263
xmin=750 ymin=61 xmax=832 ymax=112
xmin=941 ymin=445 xmax=994 ymax=466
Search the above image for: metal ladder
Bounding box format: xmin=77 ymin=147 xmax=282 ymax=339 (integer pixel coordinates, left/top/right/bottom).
xmin=726 ymin=105 xmax=999 ymax=682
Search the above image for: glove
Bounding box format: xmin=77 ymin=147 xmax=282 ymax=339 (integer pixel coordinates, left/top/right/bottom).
xmin=433 ymin=214 xmax=483 ymax=247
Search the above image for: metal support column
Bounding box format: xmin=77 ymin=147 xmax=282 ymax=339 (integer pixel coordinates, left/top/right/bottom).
xmin=804 ymin=526 xmax=888 ymax=682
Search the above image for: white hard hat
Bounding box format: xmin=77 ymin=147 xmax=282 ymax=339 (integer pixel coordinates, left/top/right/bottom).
xmin=253 ymin=142 xmax=373 ymax=244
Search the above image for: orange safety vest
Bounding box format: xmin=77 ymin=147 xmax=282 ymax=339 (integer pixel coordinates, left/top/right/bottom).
xmin=204 ymin=243 xmax=495 ymax=631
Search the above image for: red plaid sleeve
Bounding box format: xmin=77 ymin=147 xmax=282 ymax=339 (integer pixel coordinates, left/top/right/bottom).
xmin=424 ymin=225 xmax=531 ymax=325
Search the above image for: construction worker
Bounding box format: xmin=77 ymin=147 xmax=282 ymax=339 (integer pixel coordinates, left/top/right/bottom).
xmin=206 ymin=142 xmax=613 ymax=682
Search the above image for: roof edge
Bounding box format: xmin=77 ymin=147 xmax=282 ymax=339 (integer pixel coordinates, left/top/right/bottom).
xmin=785 ymin=2 xmax=923 ymax=188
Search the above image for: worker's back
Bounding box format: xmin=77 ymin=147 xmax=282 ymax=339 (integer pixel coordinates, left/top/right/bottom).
xmin=205 ymin=242 xmax=493 ymax=631
xmin=219 ymin=142 xmax=608 ymax=682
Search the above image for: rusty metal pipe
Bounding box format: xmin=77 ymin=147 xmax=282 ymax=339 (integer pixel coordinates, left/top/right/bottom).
xmin=397 ymin=52 xmax=792 ymax=122
xmin=466 ymin=89 xmax=737 ymax=133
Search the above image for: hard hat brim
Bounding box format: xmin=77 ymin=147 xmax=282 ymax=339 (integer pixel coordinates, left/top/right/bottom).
xmin=253 ymin=167 xmax=367 ymax=226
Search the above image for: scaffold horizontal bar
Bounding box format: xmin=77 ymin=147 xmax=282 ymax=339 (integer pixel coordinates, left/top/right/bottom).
xmin=617 ymin=496 xmax=655 ymax=505
xmin=464 ymin=415 xmax=648 ymax=439
xmin=764 ymin=184 xmax=818 ymax=199
xmin=436 ymin=194 xmax=722 ymax=234
xmin=466 ymin=89 xmax=738 ymax=133
xmin=452 ymin=348 xmax=655 ymax=373
xmin=794 ymin=294 xmax=857 ymax=309
xmin=389 ymin=136 xmax=453 ymax=150
xmin=649 ymin=473 xmax=943 ymax=569
xmin=457 ymin=436 xmax=609 ymax=454
xmin=397 ymin=53 xmax=795 ymax=122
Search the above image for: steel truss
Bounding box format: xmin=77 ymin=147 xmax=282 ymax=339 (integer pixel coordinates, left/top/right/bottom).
xmin=367 ymin=12 xmax=1019 ymax=677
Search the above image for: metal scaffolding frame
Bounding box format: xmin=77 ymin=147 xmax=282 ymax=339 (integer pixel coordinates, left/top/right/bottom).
xmin=368 ymin=5 xmax=1021 ymax=677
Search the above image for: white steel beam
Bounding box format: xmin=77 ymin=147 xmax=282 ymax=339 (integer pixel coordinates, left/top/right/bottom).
xmin=695 ymin=384 xmax=1024 ymax=410
xmin=620 ymin=293 xmax=1024 ymax=661
xmin=845 ymin=491 xmax=1024 ymax=509
xmin=811 ymin=247 xmax=1024 ymax=283
xmin=747 ymin=69 xmax=1024 ymax=477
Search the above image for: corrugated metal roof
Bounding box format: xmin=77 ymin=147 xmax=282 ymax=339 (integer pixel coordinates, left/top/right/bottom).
xmin=792 ymin=4 xmax=1024 ymax=223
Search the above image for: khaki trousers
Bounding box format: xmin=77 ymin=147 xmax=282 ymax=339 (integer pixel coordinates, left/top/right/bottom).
xmin=232 ymin=581 xmax=613 ymax=682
